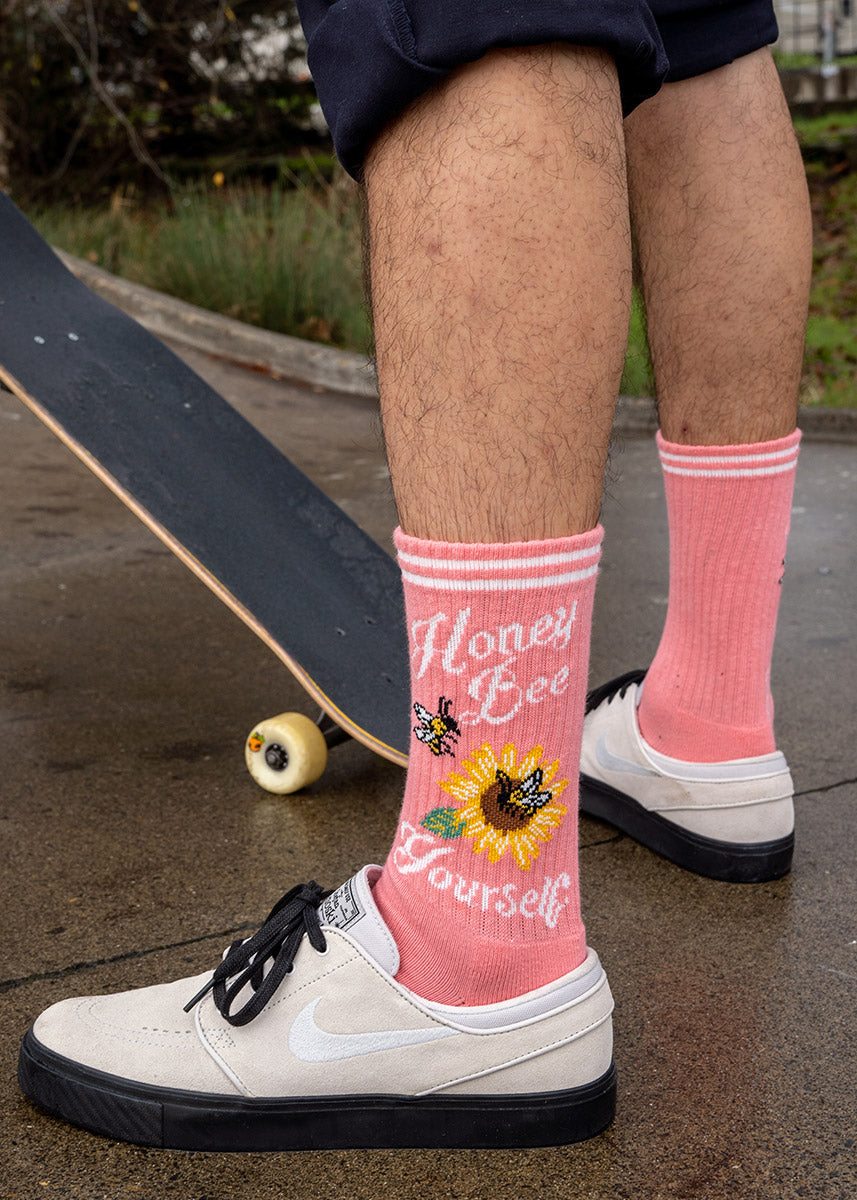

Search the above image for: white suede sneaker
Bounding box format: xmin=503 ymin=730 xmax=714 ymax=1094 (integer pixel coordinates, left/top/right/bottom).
xmin=19 ymin=867 xmax=616 ymax=1150
xmin=579 ymin=671 xmax=794 ymax=883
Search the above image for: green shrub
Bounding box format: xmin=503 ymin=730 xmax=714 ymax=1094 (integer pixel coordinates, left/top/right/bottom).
xmin=30 ymin=180 xmax=369 ymax=353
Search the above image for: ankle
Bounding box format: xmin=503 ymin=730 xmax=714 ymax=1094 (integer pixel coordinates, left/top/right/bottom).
xmin=373 ymin=867 xmax=588 ymax=1004
xmin=637 ymin=686 xmax=776 ymax=763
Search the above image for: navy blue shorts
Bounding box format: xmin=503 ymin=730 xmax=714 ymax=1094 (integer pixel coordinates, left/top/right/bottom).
xmin=297 ymin=0 xmax=778 ymax=178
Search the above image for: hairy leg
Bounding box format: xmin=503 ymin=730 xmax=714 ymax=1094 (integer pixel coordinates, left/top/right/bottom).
xmin=362 ymin=45 xmax=631 ymax=1003
xmin=365 ymin=44 xmax=629 ymax=542
xmin=625 ymin=48 xmax=811 ymax=444
xmin=578 ymin=50 xmax=808 ymax=880
xmin=622 ymin=50 xmax=808 ymax=792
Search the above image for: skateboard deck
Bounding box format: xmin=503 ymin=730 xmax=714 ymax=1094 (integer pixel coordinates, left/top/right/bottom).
xmin=0 ymin=192 xmax=410 ymax=785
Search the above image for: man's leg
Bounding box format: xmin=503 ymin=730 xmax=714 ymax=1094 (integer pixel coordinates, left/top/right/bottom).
xmin=366 ymin=44 xmax=629 ymax=543
xmin=18 ymin=40 xmax=634 ymax=1149
xmin=626 ymin=47 xmax=810 ymax=447
xmin=365 ymin=44 xmax=628 ymax=1002
xmin=580 ymin=49 xmax=812 ymax=882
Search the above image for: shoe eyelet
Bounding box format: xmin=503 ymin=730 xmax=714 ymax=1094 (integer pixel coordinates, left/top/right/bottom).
xmin=315 ymin=944 xmax=330 ymax=957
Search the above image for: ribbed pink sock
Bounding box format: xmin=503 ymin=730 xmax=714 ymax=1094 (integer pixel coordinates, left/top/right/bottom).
xmin=373 ymin=526 xmax=602 ymax=1005
xmin=638 ymin=429 xmax=801 ymax=762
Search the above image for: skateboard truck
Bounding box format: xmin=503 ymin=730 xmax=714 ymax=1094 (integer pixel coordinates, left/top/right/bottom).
xmin=244 ymin=710 xmax=351 ymax=795
xmin=315 ymin=711 xmax=352 ymax=750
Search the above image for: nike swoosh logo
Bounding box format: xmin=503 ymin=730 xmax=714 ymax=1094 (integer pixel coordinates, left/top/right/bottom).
xmin=288 ymin=997 xmax=458 ymax=1063
xmin=595 ymin=732 xmax=655 ymax=778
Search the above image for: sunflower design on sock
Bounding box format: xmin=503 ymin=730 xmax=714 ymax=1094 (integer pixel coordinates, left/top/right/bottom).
xmin=434 ymin=743 xmax=568 ymax=870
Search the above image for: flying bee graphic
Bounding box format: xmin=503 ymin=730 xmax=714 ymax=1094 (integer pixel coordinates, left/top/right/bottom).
xmin=495 ymin=767 xmax=553 ymax=818
xmin=413 ymin=696 xmax=461 ymax=757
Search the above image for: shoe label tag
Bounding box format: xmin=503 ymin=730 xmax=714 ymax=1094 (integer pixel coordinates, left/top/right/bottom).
xmin=318 ymin=877 xmax=364 ymax=932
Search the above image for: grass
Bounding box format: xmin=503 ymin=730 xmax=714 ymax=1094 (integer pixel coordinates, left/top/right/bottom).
xmin=792 ymin=110 xmax=857 ymax=150
xmin=30 ymin=181 xmax=369 ymax=354
xmin=21 ymin=148 xmax=857 ymax=408
xmin=805 ymin=166 xmax=857 ymax=405
xmin=773 ymin=51 xmax=857 ymax=70
xmin=622 ymin=292 xmax=654 ymax=398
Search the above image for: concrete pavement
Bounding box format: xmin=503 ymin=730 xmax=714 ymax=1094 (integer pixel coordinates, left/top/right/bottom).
xmin=1 ymin=345 xmax=855 ymax=1199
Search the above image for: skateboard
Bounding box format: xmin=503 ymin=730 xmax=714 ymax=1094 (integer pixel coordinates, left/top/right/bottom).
xmin=0 ymin=193 xmax=410 ymax=793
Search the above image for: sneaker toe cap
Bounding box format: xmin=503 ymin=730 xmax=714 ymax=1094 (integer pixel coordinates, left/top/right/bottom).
xmin=31 ymin=973 xmax=238 ymax=1093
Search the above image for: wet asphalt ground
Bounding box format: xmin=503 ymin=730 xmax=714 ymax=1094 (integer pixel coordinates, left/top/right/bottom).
xmin=1 ymin=345 xmax=855 ymax=1199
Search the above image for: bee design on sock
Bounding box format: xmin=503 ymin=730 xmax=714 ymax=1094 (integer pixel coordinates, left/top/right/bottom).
xmin=495 ymin=768 xmax=552 ymax=818
xmin=413 ymin=696 xmax=461 ymax=757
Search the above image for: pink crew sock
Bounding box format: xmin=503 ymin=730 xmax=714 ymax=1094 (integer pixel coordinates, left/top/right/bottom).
xmin=373 ymin=526 xmax=602 ymax=1006
xmin=638 ymin=429 xmax=801 ymax=762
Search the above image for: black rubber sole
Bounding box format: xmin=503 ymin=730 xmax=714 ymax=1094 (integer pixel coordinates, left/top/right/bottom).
xmin=579 ymin=774 xmax=793 ymax=883
xmin=19 ymin=1029 xmax=616 ymax=1151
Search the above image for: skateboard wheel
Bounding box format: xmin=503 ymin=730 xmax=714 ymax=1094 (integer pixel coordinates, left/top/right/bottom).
xmin=244 ymin=712 xmax=328 ymax=794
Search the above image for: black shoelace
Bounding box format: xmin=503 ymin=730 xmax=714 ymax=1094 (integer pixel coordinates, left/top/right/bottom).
xmin=584 ymin=668 xmax=646 ymax=715
xmin=184 ymin=881 xmax=331 ymax=1026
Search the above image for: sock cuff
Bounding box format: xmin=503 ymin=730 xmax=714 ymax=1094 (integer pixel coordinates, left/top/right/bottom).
xmin=395 ymin=526 xmax=603 ymax=592
xmin=655 ymin=428 xmax=800 ymax=479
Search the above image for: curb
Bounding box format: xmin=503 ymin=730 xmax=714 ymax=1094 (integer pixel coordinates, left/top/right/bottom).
xmin=60 ymin=251 xmax=857 ymax=443
xmin=608 ymin=394 xmax=857 ymax=443
xmin=57 ymin=251 xmax=379 ymax=400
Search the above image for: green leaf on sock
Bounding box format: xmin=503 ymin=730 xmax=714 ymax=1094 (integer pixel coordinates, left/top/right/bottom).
xmin=421 ymin=807 xmax=465 ymax=839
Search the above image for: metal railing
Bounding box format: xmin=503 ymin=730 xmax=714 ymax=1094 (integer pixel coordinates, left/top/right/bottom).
xmin=774 ymin=1 xmax=857 ymax=57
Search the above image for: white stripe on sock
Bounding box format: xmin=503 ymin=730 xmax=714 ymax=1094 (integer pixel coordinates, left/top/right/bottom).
xmin=659 ymin=446 xmax=799 ymax=467
xmin=397 ymin=547 xmax=600 ymax=572
xmin=660 ymin=460 xmax=798 ymax=479
xmin=400 ymin=563 xmax=600 ymax=591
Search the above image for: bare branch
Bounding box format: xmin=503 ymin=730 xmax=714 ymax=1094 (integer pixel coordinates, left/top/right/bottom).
xmin=48 ymin=93 xmax=98 ymax=184
xmin=41 ymin=0 xmax=173 ymax=187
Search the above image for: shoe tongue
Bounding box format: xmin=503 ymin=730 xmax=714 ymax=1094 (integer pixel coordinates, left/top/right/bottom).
xmin=317 ymin=866 xmax=399 ymax=976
